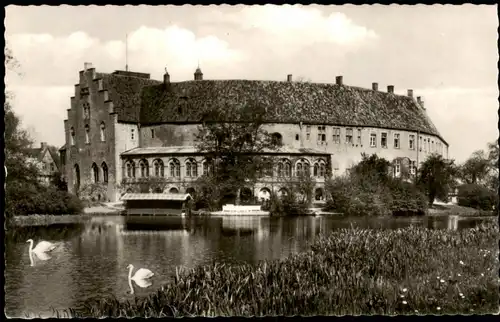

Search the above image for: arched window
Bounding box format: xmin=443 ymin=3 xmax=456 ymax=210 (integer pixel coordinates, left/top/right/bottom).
xmin=139 ymin=159 xmax=149 ymax=178
xmin=70 ymin=127 xmax=75 ymax=146
xmin=91 ymin=162 xmax=99 ymax=183
xmin=185 ymin=159 xmax=198 ymax=177
xmin=271 ymin=132 xmax=283 ymax=146
xmin=313 ymin=160 xmax=326 ymax=178
xmin=169 ymin=159 xmax=180 ymax=178
xmin=296 ymin=159 xmax=310 ymax=177
xmin=84 ymin=124 xmax=90 ymax=144
xmin=261 ymin=159 xmax=273 ymax=177
xmin=277 ymin=162 xmax=284 ymax=177
xmin=101 ymin=162 xmax=108 ymax=183
xmin=73 ymin=164 xmax=80 ymax=190
xmin=126 ymin=161 xmax=135 ymax=178
xmin=202 ymin=159 xmax=214 ymax=176
xmin=277 ymin=159 xmax=292 ymax=178
xmin=153 ymin=159 xmax=164 ymax=177
xmin=100 ymin=122 xmax=106 ymax=142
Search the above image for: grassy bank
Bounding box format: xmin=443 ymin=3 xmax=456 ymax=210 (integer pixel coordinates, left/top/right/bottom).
xmin=429 ymin=203 xmax=496 ymax=217
xmin=61 ymin=219 xmax=498 ymax=317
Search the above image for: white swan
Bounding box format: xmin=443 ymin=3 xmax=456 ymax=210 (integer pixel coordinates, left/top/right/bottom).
xmin=27 ymin=239 xmax=57 ymax=266
xmin=127 ymin=264 xmax=154 ymax=294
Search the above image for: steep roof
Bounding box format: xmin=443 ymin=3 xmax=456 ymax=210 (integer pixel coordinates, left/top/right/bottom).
xmin=26 ymin=145 xmax=61 ymax=170
xmin=139 ymin=80 xmax=446 ymax=144
xmin=96 ymin=72 xmax=162 ymax=122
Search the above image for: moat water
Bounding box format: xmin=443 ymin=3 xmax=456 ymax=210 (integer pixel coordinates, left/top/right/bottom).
xmin=4 ymin=214 xmax=492 ymax=317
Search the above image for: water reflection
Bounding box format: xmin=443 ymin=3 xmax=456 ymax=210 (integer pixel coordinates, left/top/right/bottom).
xmin=4 ymin=214 xmax=492 ymax=317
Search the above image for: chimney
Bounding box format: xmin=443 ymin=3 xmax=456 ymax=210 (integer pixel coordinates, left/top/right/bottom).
xmin=417 ymin=96 xmax=425 ymax=109
xmin=336 ymin=76 xmax=343 ymax=85
xmin=407 ymin=89 xmax=413 ymax=97
xmin=287 ymin=74 xmax=293 ymax=82
xmin=84 ymin=62 xmax=93 ymax=71
xmin=387 ymin=85 xmax=394 ymax=94
xmin=163 ymin=67 xmax=170 ymax=84
xmin=41 ymin=142 xmax=47 ymax=149
xmin=372 ymin=82 xmax=378 ymax=91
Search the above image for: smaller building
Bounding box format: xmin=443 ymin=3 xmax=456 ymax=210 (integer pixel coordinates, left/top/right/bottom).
xmin=26 ymin=142 xmax=61 ymax=185
xmin=121 ymin=193 xmax=192 ymax=216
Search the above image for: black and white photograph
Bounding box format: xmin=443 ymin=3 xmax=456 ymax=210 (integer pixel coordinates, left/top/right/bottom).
xmin=4 ymin=4 xmax=499 ymax=318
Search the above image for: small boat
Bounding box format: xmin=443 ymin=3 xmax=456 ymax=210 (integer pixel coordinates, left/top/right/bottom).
xmin=210 ymin=204 xmax=270 ymax=216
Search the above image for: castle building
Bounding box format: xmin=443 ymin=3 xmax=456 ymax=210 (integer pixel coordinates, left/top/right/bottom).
xmin=60 ymin=63 xmax=448 ymax=202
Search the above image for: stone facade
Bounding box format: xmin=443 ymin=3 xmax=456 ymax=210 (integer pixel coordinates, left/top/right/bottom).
xmin=61 ymin=63 xmax=449 ymax=202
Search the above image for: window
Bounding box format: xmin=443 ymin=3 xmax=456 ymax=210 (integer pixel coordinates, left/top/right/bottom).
xmin=346 ymin=128 xmax=353 ymax=144
xmin=185 ymin=159 xmax=198 ymax=177
xmin=357 ymin=129 xmax=362 ymax=145
xmin=381 ymin=133 xmax=387 ymax=148
xmin=296 ymin=159 xmax=310 ymax=177
xmin=70 ymin=127 xmax=76 ymax=146
xmin=202 ymin=160 xmax=210 ymax=176
xmin=317 ymin=126 xmax=326 ymax=142
xmin=151 ymin=129 xmax=155 ymax=139
xmin=394 ymin=160 xmax=401 ymax=177
xmin=83 ymin=102 xmax=90 ymax=119
xmin=169 ymin=159 xmax=181 ymax=178
xmin=261 ymin=159 xmax=273 ymax=177
xmin=101 ymin=162 xmax=108 ymax=183
xmin=153 ymin=159 xmax=164 ymax=177
xmin=419 ymin=136 xmax=423 ymax=151
xmin=333 ymin=128 xmax=341 ymax=144
xmin=370 ymin=133 xmax=377 ymax=147
xmin=409 ymin=135 xmax=415 ymax=150
xmin=394 ymin=133 xmax=400 ymax=149
xmin=131 ymin=129 xmax=135 ymax=140
xmin=306 ymin=126 xmax=311 ymax=140
xmin=313 ymin=160 xmax=326 ymax=177
xmin=410 ymin=161 xmax=417 ymax=175
xmin=139 ymin=159 xmax=149 ymax=178
xmin=271 ymin=133 xmax=283 ymax=146
xmin=431 ymin=140 xmax=435 ymax=152
xmin=85 ymin=124 xmax=90 ymax=144
xmin=50 ymin=163 xmax=55 ymax=172
xmin=295 ymin=134 xmax=299 ymax=141
xmin=91 ymin=162 xmax=99 ymax=183
xmin=427 ymin=138 xmax=430 ymax=152
xmin=100 ymin=122 xmax=106 ymax=142
xmin=126 ymin=161 xmax=135 ymax=178
xmin=278 ymin=159 xmax=291 ymax=178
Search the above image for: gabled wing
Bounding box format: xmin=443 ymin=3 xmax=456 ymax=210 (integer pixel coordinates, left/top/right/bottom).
xmin=134 ymin=268 xmax=154 ymax=280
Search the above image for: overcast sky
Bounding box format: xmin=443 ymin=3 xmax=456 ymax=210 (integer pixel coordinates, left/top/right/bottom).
xmin=5 ymin=4 xmax=498 ymax=163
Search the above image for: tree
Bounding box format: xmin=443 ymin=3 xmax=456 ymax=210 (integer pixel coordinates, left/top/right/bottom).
xmin=487 ymin=139 xmax=499 ymax=171
xmin=194 ymin=102 xmax=281 ymax=207
xmin=458 ymin=150 xmax=491 ymax=185
xmin=351 ymin=153 xmax=392 ymax=188
xmin=417 ymin=154 xmax=458 ymax=206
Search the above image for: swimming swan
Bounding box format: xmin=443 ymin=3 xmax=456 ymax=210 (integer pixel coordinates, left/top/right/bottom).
xmin=127 ymin=264 xmax=154 ymax=294
xmin=27 ymin=239 xmax=57 ymax=266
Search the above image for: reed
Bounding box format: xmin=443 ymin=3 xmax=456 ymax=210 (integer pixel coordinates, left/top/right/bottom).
xmin=63 ymin=220 xmax=499 ymax=317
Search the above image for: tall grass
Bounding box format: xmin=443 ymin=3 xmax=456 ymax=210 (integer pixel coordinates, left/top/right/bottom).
xmin=64 ymin=221 xmax=498 ymax=317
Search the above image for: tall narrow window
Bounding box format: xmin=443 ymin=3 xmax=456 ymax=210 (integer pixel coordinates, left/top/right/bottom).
xmin=394 ymin=133 xmax=400 ymax=149
xmin=101 ymin=162 xmax=108 ymax=183
xmin=284 ymin=160 xmax=291 ymax=177
xmin=100 ymin=122 xmax=106 ymax=142
xmin=317 ymin=126 xmax=326 ymax=142
xmin=333 ymin=128 xmax=341 ymax=144
xmin=306 ymin=126 xmax=311 ymax=140
xmin=185 ymin=159 xmax=198 ymax=177
xmin=91 ymin=162 xmax=99 ymax=183
xmin=370 ymin=133 xmax=377 ymax=147
xmin=296 ymin=159 xmax=310 ymax=177
xmin=409 ymin=135 xmax=415 ymax=150
xmin=170 ymin=159 xmax=180 ymax=178
xmin=139 ymin=159 xmax=149 ymax=178
xmin=381 ymin=133 xmax=388 ymax=148
xmin=313 ymin=161 xmax=326 ymax=177
xmin=346 ymin=128 xmax=353 ymax=144
xmin=126 ymin=161 xmax=135 ymax=178
xmin=85 ymin=124 xmax=90 ymax=144
xmin=153 ymin=159 xmax=164 ymax=177
xmin=151 ymin=129 xmax=155 ymax=139
xmin=419 ymin=136 xmax=423 ymax=151
xmin=410 ymin=161 xmax=417 ymax=175
xmin=131 ymin=129 xmax=135 ymax=140
xmin=394 ymin=160 xmax=401 ymax=177
xmin=357 ymin=129 xmax=362 ymax=145
xmin=431 ymin=140 xmax=435 ymax=152
xmin=70 ymin=127 xmax=76 ymax=146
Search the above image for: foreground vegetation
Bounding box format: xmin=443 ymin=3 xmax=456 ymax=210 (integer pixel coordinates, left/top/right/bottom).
xmin=59 ymin=220 xmax=498 ymax=317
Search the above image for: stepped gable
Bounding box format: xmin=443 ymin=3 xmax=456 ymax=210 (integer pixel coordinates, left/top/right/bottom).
xmin=139 ymin=79 xmax=445 ymax=143
xmin=95 ymin=72 xmax=162 ymax=123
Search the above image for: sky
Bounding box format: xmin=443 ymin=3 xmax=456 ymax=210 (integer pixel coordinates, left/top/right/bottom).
xmin=5 ymin=4 xmax=498 ymax=163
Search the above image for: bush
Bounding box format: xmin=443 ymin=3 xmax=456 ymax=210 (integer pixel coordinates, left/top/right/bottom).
xmin=268 ymin=192 xmax=309 ymax=216
xmin=389 ymin=180 xmax=428 ymax=216
xmin=457 ymin=184 xmax=498 ymax=210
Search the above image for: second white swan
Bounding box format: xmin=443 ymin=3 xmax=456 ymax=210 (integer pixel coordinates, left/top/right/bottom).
xmin=127 ymin=264 xmax=154 ymax=294
xmin=27 ymin=239 xmax=57 ymax=266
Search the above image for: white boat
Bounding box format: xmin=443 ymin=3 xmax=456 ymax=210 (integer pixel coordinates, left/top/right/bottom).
xmin=210 ymin=204 xmax=270 ymax=216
